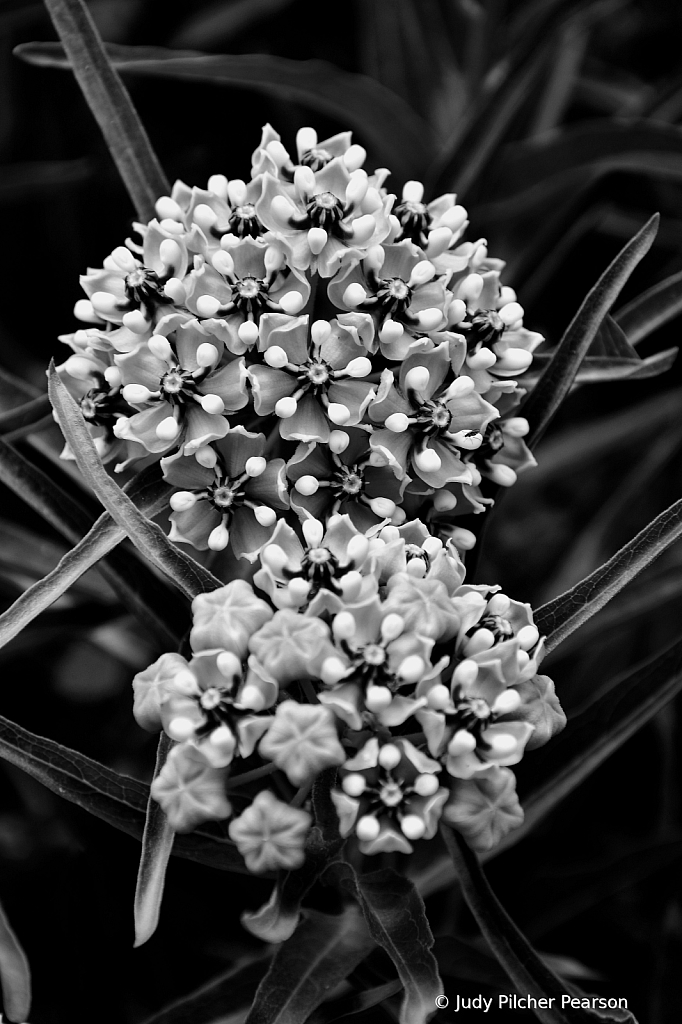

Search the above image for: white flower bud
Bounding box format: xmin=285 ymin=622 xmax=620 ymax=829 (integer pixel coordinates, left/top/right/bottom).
xmin=451 ymin=430 xmax=482 ymax=450
xmin=111 ymin=245 xmax=138 ymax=272
xmin=296 ymin=126 xmax=317 ymax=155
xmin=211 ymin=250 xmax=235 ymax=276
xmin=380 ymin=319 xmax=404 ymax=343
xmin=264 ymin=246 xmax=284 ymax=273
xmin=275 ymin=396 xmax=298 ymax=419
xmin=156 ymin=416 xmax=181 ymax=441
xmin=381 ymin=613 xmax=405 ymax=642
xmin=443 ymin=375 xmax=476 ymax=399
xmin=155 ymin=196 xmax=183 ymax=220
xmin=271 ymin=194 xmax=297 ymax=223
xmin=451 ymin=527 xmax=476 ymax=550
xmin=402 ymin=180 xmax=424 ymax=203
xmin=342 ymin=773 xmax=366 ymax=797
xmin=453 ymin=659 xmax=479 ymax=686
xmin=245 ymin=456 xmax=267 ymax=477
xmin=466 ymin=348 xmax=497 ymax=370
xmin=379 ymin=525 xmax=400 ymax=542
xmin=238 ymin=320 xmax=260 ymax=346
xmin=333 ymin=612 xmax=356 ymax=640
xmin=330 ymin=429 xmax=350 ymax=453
xmin=489 ymin=733 xmax=518 ymax=755
xmin=425 ymin=227 xmax=452 ymax=258
xmin=90 ymin=291 xmax=119 ymax=315
xmin=448 ymin=298 xmax=467 ymax=326
xmin=488 ymin=464 xmax=517 ymax=487
xmin=448 ymin=729 xmax=477 ymax=757
xmin=320 ymin=656 xmax=349 ymax=685
xmin=207 ymin=174 xmax=228 ymax=199
xmin=287 ymin=577 xmax=310 ymax=604
xmin=207 ymin=523 xmax=230 ymax=551
xmin=413 ymin=774 xmax=440 ymax=797
xmin=64 ymin=355 xmax=98 ymax=381
xmin=464 ymin=628 xmax=496 ymax=655
xmin=365 ymin=685 xmax=393 ymax=712
xmin=398 ymin=655 xmax=426 ymax=683
xmin=199 ymin=393 xmax=225 ymax=415
xmin=368 ymin=497 xmax=396 ymax=518
xmin=195 ymin=446 xmax=217 ymax=468
xmin=439 ymin=205 xmax=467 ymax=232
xmin=216 ymin=651 xmax=241 ymax=678
xmin=103 ymin=366 xmax=121 ymax=388
xmin=73 ymin=299 xmax=102 ymax=323
xmin=196 ymin=295 xmax=222 ymax=318
xmin=351 ymin=215 xmax=376 ymax=244
xmin=433 ymin=489 xmax=457 ymax=512
xmin=517 ymin=624 xmax=540 ymax=651
xmin=227 ymin=178 xmax=248 ymax=206
xmin=261 ymin=544 xmax=289 ymax=573
xmin=148 ymin=335 xmax=173 ymax=361
xmin=254 ymin=506 xmax=276 ymax=527
xmin=346 ymin=173 xmax=368 ymax=207
xmin=406 ymin=558 xmax=426 ymax=578
xmin=401 ymin=815 xmax=426 ymax=840
xmin=339 ymin=571 xmax=363 ymax=601
xmin=343 ymin=283 xmax=367 ymax=308
xmin=356 ymin=815 xmax=381 ymax=841
xmin=164 ymin=278 xmax=186 ymax=304
xmin=417 ymin=308 xmax=443 ymax=331
xmin=307 ymin=227 xmax=328 ymax=254
xmin=493 ymin=689 xmax=522 ymax=715
xmin=503 ymin=417 xmax=530 ymax=438
xmin=169 ymin=491 xmax=197 ymax=512
xmin=378 ymin=743 xmax=401 ymax=770
xmin=404 ymin=365 xmax=430 ymax=393
xmin=193 ymin=204 xmax=218 ymax=231
xmin=168 ymin=717 xmax=196 ymax=741
xmin=302 ymin=518 xmax=324 ymax=547
xmin=427 ymin=684 xmax=451 ymax=710
xmin=327 ymin=403 xmax=351 ymax=425
xmin=487 ymin=594 xmax=510 ymax=616
xmin=459 ymin=273 xmax=484 ymax=303
xmin=311 ymin=320 xmax=332 ymax=345
xmin=237 ymin=684 xmax=266 ymax=712
xmin=343 ymin=144 xmax=367 ymax=171
xmin=414 ymin=448 xmax=442 ymax=474
xmin=409 ymin=261 xmax=436 ymax=287
xmin=294 ymin=474 xmax=318 ymax=495
xmin=279 ymin=291 xmax=305 ymax=314
xmin=263 ymin=345 xmax=289 ymax=369
xmin=495 ymin=348 xmax=533 ymax=373
xmin=294 ymin=165 xmax=316 ymax=197
xmin=498 ymin=301 xmax=524 ymax=326
xmin=347 ymin=533 xmax=369 ymax=565
xmin=384 ymin=413 xmax=409 ymax=433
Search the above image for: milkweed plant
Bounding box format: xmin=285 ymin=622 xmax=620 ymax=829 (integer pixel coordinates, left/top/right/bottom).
xmin=1 ymin=1 xmax=681 ymax=1022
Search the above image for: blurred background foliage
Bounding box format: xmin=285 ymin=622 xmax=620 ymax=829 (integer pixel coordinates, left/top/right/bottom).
xmin=0 ymin=0 xmax=682 ymax=1020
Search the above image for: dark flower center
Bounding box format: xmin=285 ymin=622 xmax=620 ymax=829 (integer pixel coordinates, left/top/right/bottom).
xmin=301 ymin=148 xmax=332 ymax=171
xmin=465 ymin=309 xmax=505 ymax=351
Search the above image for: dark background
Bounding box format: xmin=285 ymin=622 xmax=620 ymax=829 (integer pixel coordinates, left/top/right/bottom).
xmin=0 ymin=1 xmax=681 ymax=1020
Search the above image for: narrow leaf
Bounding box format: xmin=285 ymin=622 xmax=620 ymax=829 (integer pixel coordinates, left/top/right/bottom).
xmin=0 ymin=463 xmax=189 ymax=650
xmin=134 ymin=732 xmax=174 ymax=947
xmin=246 ymin=907 xmax=376 ymax=1024
xmin=511 ymin=634 xmax=682 ymax=850
xmin=535 ymin=494 xmax=682 ymax=653
xmin=0 ymin=897 xmax=31 ymax=1024
xmin=440 ymin=827 xmax=636 ymax=1024
xmin=48 ymin=364 xmax=221 ymax=599
xmin=614 ymin=268 xmax=682 ymax=345
xmin=338 ymin=864 xmax=441 ymax=1024
xmin=0 ymin=712 xmax=250 ymax=874
xmin=306 ymin=979 xmax=403 ymax=1024
xmin=521 ymin=214 xmax=659 ymax=449
xmin=15 ymin=41 xmax=434 ymax=179
xmin=40 ymin=0 xmax=169 ymax=220
xmin=170 ymin=0 xmax=296 ymax=49
xmin=0 ymin=393 xmax=51 ymax=435
xmin=140 ymin=951 xmax=273 ymax=1024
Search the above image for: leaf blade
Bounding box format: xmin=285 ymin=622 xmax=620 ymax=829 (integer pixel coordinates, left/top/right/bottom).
xmin=614 ymin=268 xmax=682 ymax=345
xmin=15 ymin=42 xmax=434 ymax=178
xmin=48 ymin=364 xmax=221 ymax=599
xmin=440 ymin=827 xmax=636 ymax=1024
xmin=40 ymin=0 xmax=169 ymax=220
xmin=0 ymin=897 xmax=31 ymax=1024
xmin=521 ymin=214 xmax=659 ymax=450
xmin=134 ymin=732 xmax=175 ymax=947
xmin=338 ymin=865 xmax=441 ymax=1024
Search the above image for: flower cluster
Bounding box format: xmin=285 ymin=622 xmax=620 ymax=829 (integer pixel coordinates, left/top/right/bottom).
xmin=132 ymin=517 xmax=566 ymax=872
xmin=57 ymin=124 xmax=543 ymax=557
xmin=58 ymin=124 xmax=562 ymax=877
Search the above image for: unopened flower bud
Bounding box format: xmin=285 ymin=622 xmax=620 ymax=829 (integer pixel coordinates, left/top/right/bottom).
xmin=356 ymin=815 xmax=380 ymax=841
xmin=279 ymin=291 xmax=305 ymax=314
xmin=339 ymin=571 xmax=363 ymax=601
xmin=406 ymin=558 xmax=426 ymax=578
xmin=311 ymin=320 xmax=332 ymax=344
xmin=193 ymin=204 xmax=218 ymax=231
xmin=380 ymin=319 xmax=404 ymax=343
xmin=262 ymin=543 xmax=289 ymax=573
xmin=343 ymin=283 xmax=367 ymax=308
xmin=307 ymin=227 xmax=328 ymax=254
xmin=327 ymin=403 xmax=351 ymax=425
xmin=164 ymin=278 xmax=187 ymax=304
xmin=503 ymin=417 xmax=529 ymax=438
xmin=368 ymin=497 xmax=396 ymax=518
xmin=343 ymin=144 xmax=367 ymax=171
xmin=433 ymin=489 xmax=457 ymax=512
xmin=466 ymin=348 xmax=497 ymax=370
xmin=409 ymin=261 xmax=436 ymax=287
xmin=238 ymin=684 xmax=266 ymax=712
xmin=413 ymin=773 xmax=440 ymax=797
xmin=417 ymin=308 xmax=443 ymax=331
xmin=212 ymin=250 xmax=235 ymax=276
xmin=195 ymin=446 xmax=217 ymax=468
xmin=238 ymin=320 xmax=260 ymax=345
xmin=378 ymin=743 xmax=401 ymax=770
xmin=448 ymin=729 xmax=477 ymax=757
xmin=170 ymin=491 xmax=197 ymax=512
xmin=245 ymin=456 xmax=267 ymax=477
xmin=168 ymin=717 xmax=196 ymax=741
xmin=264 ymin=345 xmax=289 ymax=368
xmin=254 ymin=506 xmax=276 ymax=527
xmin=487 ymin=464 xmax=517 ymax=487
xmin=149 ymin=335 xmax=173 ymax=361
xmin=196 ymin=295 xmax=222 ymax=318
xmin=465 ymin=628 xmax=495 ymax=655
xmin=452 ymin=430 xmax=482 ymax=450
xmin=216 ymin=651 xmax=242 ymax=678
xmin=498 ymin=301 xmax=524 ymax=326
xmin=73 ymin=299 xmax=102 ymax=323
xmin=398 ymin=655 xmax=426 ymax=683
xmin=342 ymin=773 xmax=366 ymax=796
xmin=402 ymin=180 xmax=424 ymax=203
xmin=451 ymin=527 xmax=476 ymax=550
xmin=414 ymin=448 xmax=442 ymax=473
xmin=439 ymin=205 xmax=467 ymax=232
xmin=517 ymin=624 xmax=540 ymax=651
xmin=333 ymin=611 xmax=356 ymax=640
xmin=294 ymin=165 xmax=316 ymax=197
xmin=208 ymin=523 xmax=230 ymax=551
xmin=227 ymin=178 xmax=248 ymax=206
xmin=385 ymin=413 xmax=410 ymax=433
xmin=346 ymin=173 xmax=368 ymax=207
xmin=494 ymin=689 xmax=522 ymax=715
xmin=155 ymin=196 xmax=183 ymax=220
xmin=401 ymin=815 xmax=426 ymax=840
xmin=459 ymin=273 xmax=484 ymax=303
xmin=365 ymin=685 xmax=392 ymax=712
xmin=294 ymin=475 xmax=318 ymax=495
xmin=453 ymin=660 xmax=478 ymax=686
xmin=351 ymin=215 xmax=376 ymax=244
xmin=321 ymin=656 xmax=348 ymax=685
xmin=296 ymin=126 xmax=317 ymax=155
xmin=208 ymin=174 xmax=228 ymax=199
xmin=275 ymin=396 xmax=298 ymax=419
xmin=427 ymin=684 xmax=451 ymax=710
xmin=156 ymin=416 xmax=181 ymax=441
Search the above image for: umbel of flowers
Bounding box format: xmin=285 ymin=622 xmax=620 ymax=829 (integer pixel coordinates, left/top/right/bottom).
xmin=57 ymin=124 xmax=561 ymax=874
xmin=133 ymin=517 xmax=566 ymax=871
xmin=58 ymin=123 xmax=542 ymax=556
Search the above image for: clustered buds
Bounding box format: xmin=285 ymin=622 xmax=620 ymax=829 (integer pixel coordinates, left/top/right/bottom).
xmin=57 ymin=123 xmax=542 ymax=556
xmin=58 ymin=125 xmax=561 ymax=878
xmin=132 ymin=522 xmax=565 ymax=871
